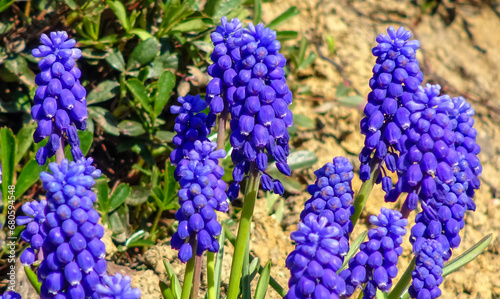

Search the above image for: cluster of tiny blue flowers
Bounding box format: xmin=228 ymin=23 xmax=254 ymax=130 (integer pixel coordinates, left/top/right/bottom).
xmin=285 ymin=211 xmax=348 ymax=299
xmin=340 ymin=208 xmax=407 ymax=298
xmin=35 ymin=158 xmax=140 ymax=299
xmin=359 ymin=26 xmax=423 ymax=185
xmin=32 ymin=31 xmax=87 ymax=166
xmin=302 ymin=157 xmax=355 ymax=240
xmin=170 ymin=95 xmax=211 ymax=166
xmin=207 ymin=17 xmax=293 ymax=199
xmin=94 ymin=273 xmax=142 ymax=299
xmin=170 ymin=140 xmax=228 ymax=263
xmin=408 ymin=240 xmax=445 ymax=299
xmin=0 ymin=291 xmax=21 ymax=299
xmin=17 ymin=199 xmax=47 ymax=265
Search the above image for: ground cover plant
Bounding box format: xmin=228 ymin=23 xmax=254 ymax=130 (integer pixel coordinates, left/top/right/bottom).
xmin=0 ymin=0 xmax=496 ymax=298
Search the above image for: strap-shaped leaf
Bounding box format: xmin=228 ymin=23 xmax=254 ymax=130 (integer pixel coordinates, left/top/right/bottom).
xmin=443 ymin=233 xmax=492 ymax=277
xmin=339 ymin=230 xmax=368 ymax=273
xmin=14 ymin=160 xmax=47 ymax=198
xmin=160 ymin=280 xmax=176 ymax=299
xmin=106 ymin=0 xmax=130 ymax=32
xmin=1 ymin=128 xmax=15 ymax=205
xmin=215 ymin=229 xmax=225 ymax=299
xmin=164 ymin=259 xmax=182 ymax=299
xmin=25 ymin=265 xmax=41 ymax=294
xmin=155 ymin=71 xmax=176 ymax=117
xmin=254 ymin=260 xmax=272 ymax=299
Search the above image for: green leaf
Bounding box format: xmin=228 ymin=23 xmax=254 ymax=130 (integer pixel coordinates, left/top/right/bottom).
xmin=88 ymin=106 xmax=120 ymax=136
xmin=14 ymin=160 xmax=46 ymax=198
xmin=338 ymin=95 xmax=364 ymax=107
xmin=118 ymin=120 xmax=146 ymax=136
xmin=171 ymin=18 xmax=211 ymax=33
xmin=108 ymin=204 xmax=130 ymax=241
xmin=285 ymin=150 xmax=318 ymax=171
xmin=210 ymin=0 xmax=245 ymax=19
xmin=267 ymin=6 xmax=300 ymax=29
xmin=164 ymin=260 xmax=182 ymax=299
xmin=96 ymin=179 xmax=110 ymax=213
xmin=107 ymin=0 xmax=130 ymax=32
xmin=64 ymin=0 xmax=77 ymax=9
xmin=376 ymin=289 xmax=388 ymax=299
xmin=160 ymin=281 xmax=176 ymax=299
xmin=14 ymin=122 xmax=36 ymax=165
xmin=4 ymin=55 xmax=36 ymax=88
xmin=155 ymin=71 xmax=176 ymax=117
xmin=253 ymin=0 xmax=261 ymax=24
xmin=297 ymin=36 xmax=307 ymax=66
xmin=130 ymin=29 xmax=154 ymax=40
xmin=339 ymin=230 xmax=367 ymax=272
xmin=127 ymin=186 xmax=151 ymax=205
xmin=155 ymin=131 xmax=176 ymax=142
xmin=124 ymin=230 xmax=150 ymax=247
xmin=203 ymin=0 xmax=223 ymax=17
xmin=326 ymin=34 xmax=336 ymax=55
xmin=87 ymin=80 xmax=120 ymax=105
xmin=293 ymin=114 xmax=315 ymax=129
xmin=105 ymin=50 xmax=126 ymax=72
xmin=1 ymin=128 xmax=15 ymax=204
xmin=276 ymin=30 xmax=298 ymax=41
xmin=443 ymin=233 xmax=492 ymax=277
xmin=127 ymin=38 xmax=160 ymax=70
xmin=335 ymin=83 xmax=351 ymax=98
xmin=298 ymin=51 xmax=317 ymax=70
xmin=254 ymin=260 xmax=272 ymax=299
xmin=24 ymin=265 xmax=42 ymax=294
xmin=125 ymin=78 xmax=154 ymax=115
xmin=0 ymin=0 xmax=15 ymax=13
xmin=275 ymin=199 xmax=285 ymax=224
xmin=109 ymin=183 xmax=131 ymax=211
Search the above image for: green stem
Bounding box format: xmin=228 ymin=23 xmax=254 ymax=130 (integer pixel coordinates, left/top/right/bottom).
xmin=387 ymin=257 xmax=416 ymax=299
xmin=181 ymin=244 xmax=197 ymax=299
xmin=223 ymin=224 xmax=286 ymax=297
xmin=350 ymin=160 xmax=380 ymax=228
xmin=207 ymin=252 xmax=216 ymax=299
xmin=150 ymin=207 xmax=164 ymax=241
xmin=226 ymin=165 xmax=261 ymax=299
xmin=241 ymin=239 xmax=251 ymax=298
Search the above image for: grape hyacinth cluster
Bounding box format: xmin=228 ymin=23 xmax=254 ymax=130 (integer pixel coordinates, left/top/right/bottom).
xmin=359 ymin=26 xmax=423 ymax=184
xmin=285 ymin=211 xmax=348 ymax=299
xmin=32 ymin=31 xmax=87 ymax=166
xmin=170 ymin=95 xmax=211 ymax=166
xmin=301 ymin=157 xmax=355 ymax=240
xmin=170 ymin=140 xmax=228 ymax=263
xmin=94 ymin=273 xmax=142 ymax=299
xmin=207 ymin=17 xmax=294 ymax=199
xmin=34 ymin=158 xmax=139 ymax=298
xmin=341 ymin=208 xmax=407 ymax=298
xmin=17 ymin=199 xmax=48 ymax=265
xmin=408 ymin=240 xmax=445 ymax=299
xmin=0 ymin=291 xmax=21 ymax=299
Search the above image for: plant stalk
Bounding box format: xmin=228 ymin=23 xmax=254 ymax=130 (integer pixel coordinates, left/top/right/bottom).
xmin=387 ymin=257 xmax=416 ymax=299
xmin=181 ymin=241 xmax=197 ymax=299
xmin=226 ymin=164 xmax=261 ymax=299
xmin=150 ymin=207 xmax=164 ymax=241
xmin=207 ymin=252 xmax=216 ymax=299
xmin=350 ymin=159 xmax=380 ymax=228
xmin=216 ymin=108 xmax=228 ymax=151
xmin=190 ymin=255 xmax=203 ymax=299
xmin=55 ymin=137 xmax=65 ymax=164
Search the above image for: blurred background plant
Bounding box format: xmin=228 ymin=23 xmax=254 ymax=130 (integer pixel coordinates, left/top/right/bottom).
xmin=0 ymin=0 xmax=324 ymax=292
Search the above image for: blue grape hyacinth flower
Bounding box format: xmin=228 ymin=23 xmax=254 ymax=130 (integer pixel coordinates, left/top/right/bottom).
xmin=207 ymin=17 xmax=293 ymax=199
xmin=285 ymin=210 xmax=348 ymax=299
xmin=359 ymin=26 xmax=423 ymax=185
xmin=302 ymin=157 xmax=355 ymax=240
xmin=341 ymin=208 xmax=407 ymax=298
xmin=170 ymin=140 xmax=228 ymax=262
xmin=170 ymin=95 xmax=211 ymax=166
xmin=35 ymin=158 xmax=139 ymax=298
xmin=32 ymin=31 xmax=87 ymax=165
xmin=17 ymin=199 xmax=47 ymax=265
xmin=0 ymin=291 xmax=21 ymax=299
xmin=94 ymin=273 xmax=141 ymax=299
xmin=408 ymin=239 xmax=445 ymax=299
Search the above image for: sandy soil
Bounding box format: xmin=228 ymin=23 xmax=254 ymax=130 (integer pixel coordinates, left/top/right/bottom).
xmin=118 ymin=1 xmax=500 ymax=298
